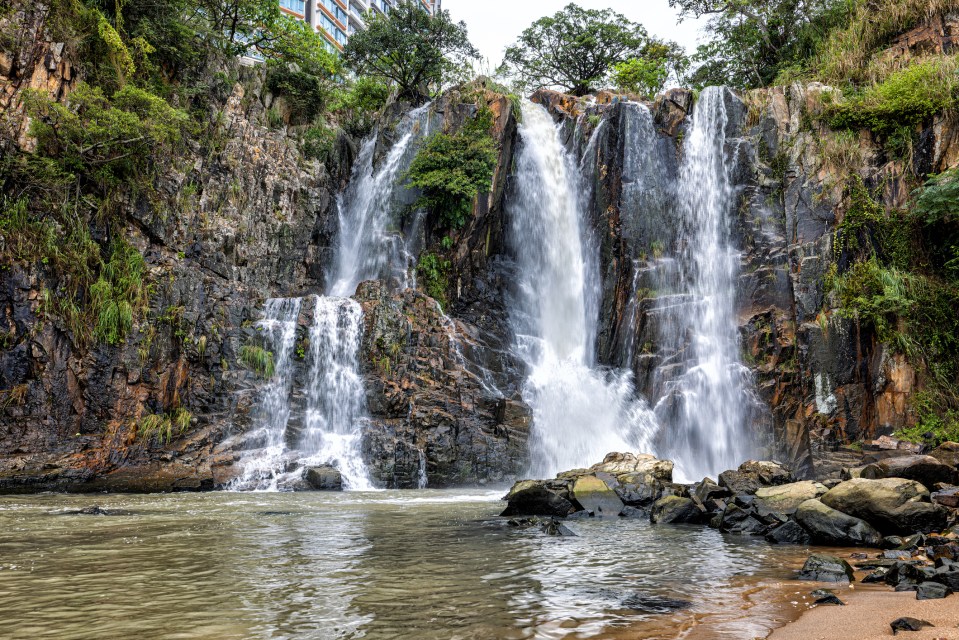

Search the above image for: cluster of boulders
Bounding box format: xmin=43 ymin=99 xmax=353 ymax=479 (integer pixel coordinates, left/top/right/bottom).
xmin=796 ymin=533 xmax=959 ymax=601
xmin=501 ymin=447 xmax=959 ymax=552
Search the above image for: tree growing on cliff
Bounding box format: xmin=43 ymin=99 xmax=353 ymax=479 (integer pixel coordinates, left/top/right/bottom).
xmin=342 ymin=1 xmax=480 ymax=102
xmin=502 ymin=3 xmax=687 ymax=97
xmin=669 ymin=0 xmax=850 ymax=88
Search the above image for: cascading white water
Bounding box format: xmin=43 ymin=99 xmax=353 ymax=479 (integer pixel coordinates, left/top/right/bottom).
xmin=652 ymin=87 xmax=757 ymax=481
xmin=300 ymin=296 xmax=373 ymax=489
xmin=231 ymin=298 xmax=302 ymax=491
xmin=509 ymin=102 xmax=657 ymax=478
xmin=234 ymin=107 xmax=435 ymax=491
xmin=331 ymin=103 xmax=433 ymax=297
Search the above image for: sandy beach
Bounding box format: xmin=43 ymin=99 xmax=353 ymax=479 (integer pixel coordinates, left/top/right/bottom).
xmin=768 ymin=585 xmax=959 ymax=640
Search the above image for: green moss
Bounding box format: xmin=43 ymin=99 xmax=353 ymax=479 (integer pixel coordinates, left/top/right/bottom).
xmin=416 ymin=252 xmax=450 ymax=309
xmin=406 ymin=107 xmax=498 ymax=230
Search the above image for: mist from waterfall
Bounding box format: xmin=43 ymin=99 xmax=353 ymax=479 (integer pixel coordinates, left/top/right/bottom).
xmin=508 ymin=102 xmax=657 ymax=478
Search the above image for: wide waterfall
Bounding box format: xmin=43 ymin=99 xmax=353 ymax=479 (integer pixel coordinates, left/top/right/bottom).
xmin=649 ymin=87 xmax=758 ymax=481
xmin=233 ymin=106 xmax=434 ymax=491
xmin=508 ymin=102 xmax=657 ymax=478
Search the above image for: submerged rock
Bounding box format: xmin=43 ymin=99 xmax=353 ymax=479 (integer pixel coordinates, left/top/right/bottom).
xmin=541 ymin=518 xmax=577 ymax=537
xmin=501 ymin=480 xmax=576 ymax=517
xmin=620 ymin=593 xmax=691 ymax=613
xmin=798 ymin=554 xmax=855 ymax=582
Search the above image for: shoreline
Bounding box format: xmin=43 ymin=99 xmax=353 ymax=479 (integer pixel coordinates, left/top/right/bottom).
xmin=766 ymin=584 xmax=959 ymax=639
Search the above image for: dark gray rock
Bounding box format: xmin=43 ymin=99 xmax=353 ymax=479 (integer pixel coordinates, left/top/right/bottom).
xmin=501 ymin=480 xmax=576 ymax=517
xmin=890 ymin=617 xmax=934 ymax=634
xmin=798 ymin=554 xmax=855 ymax=582
xmin=793 ymin=498 xmax=883 ymax=547
xmin=915 ymin=581 xmax=952 ymax=600
xmin=765 ymin=520 xmax=812 ymax=545
xmin=304 ymin=465 xmax=343 ymax=491
xmin=650 ymin=496 xmax=704 ymax=524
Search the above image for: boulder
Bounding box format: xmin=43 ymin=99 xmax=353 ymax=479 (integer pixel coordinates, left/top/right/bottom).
xmin=501 ymin=480 xmax=576 ymax=517
xmin=571 ymin=474 xmax=624 ymax=517
xmin=541 ymin=519 xmax=577 ymax=537
xmin=754 ymin=481 xmax=827 ymax=515
xmin=304 ymin=465 xmax=343 ymax=491
xmin=821 ymin=478 xmax=949 ymax=535
xmin=793 ymin=499 xmax=883 ymax=547
xmin=692 ymin=477 xmax=731 ymax=504
xmin=798 ymin=554 xmax=855 ymax=582
xmin=929 ymin=442 xmax=959 ymax=468
xmin=765 ymin=520 xmax=813 ymax=545
xmin=861 ymin=455 xmax=959 ymax=487
xmin=650 ymin=496 xmax=704 ymax=524
xmin=915 ymin=582 xmax=952 ymax=600
xmin=718 ymin=460 xmax=794 ymax=495
xmin=890 ymin=617 xmax=934 ymax=634
xmin=590 ymin=453 xmax=673 ymax=508
xmin=932 ymin=486 xmax=959 ymax=509
xmin=718 ymin=503 xmax=768 ymax=535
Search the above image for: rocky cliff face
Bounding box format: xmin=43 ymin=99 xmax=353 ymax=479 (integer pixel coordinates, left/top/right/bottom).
xmin=0 ymin=5 xmax=340 ymax=491
xmin=3 ymin=3 xmax=956 ymax=491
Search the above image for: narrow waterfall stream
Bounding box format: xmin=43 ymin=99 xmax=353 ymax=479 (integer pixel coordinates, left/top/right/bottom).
xmin=649 ymin=87 xmax=758 ymax=481
xmin=233 ymin=106 xmax=434 ymax=491
xmin=509 ymin=102 xmax=657 ymax=478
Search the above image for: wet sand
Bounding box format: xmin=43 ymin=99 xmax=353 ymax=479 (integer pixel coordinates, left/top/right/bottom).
xmin=767 ymin=585 xmax=959 ymax=639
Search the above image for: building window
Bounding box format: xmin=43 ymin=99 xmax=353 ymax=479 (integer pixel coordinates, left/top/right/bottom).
xmin=280 ymin=0 xmax=306 ymax=14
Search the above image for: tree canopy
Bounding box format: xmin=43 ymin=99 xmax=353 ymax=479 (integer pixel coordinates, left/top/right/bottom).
xmin=502 ymin=3 xmax=686 ymax=97
xmin=342 ymin=0 xmax=479 ymax=103
xmin=669 ymin=0 xmax=851 ymax=88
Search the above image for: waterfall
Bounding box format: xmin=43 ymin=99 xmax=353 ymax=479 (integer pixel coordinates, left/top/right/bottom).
xmin=649 ymin=87 xmax=758 ymax=482
xmin=233 ymin=106 xmax=434 ymax=491
xmin=508 ymin=102 xmax=657 ymax=478
xmin=231 ymin=298 xmax=302 ymax=491
xmin=301 ymin=296 xmax=373 ymax=490
xmin=331 ymin=103 xmax=434 ymax=297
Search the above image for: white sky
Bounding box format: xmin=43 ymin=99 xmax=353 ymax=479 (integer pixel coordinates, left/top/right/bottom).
xmin=443 ymin=0 xmax=706 ymax=70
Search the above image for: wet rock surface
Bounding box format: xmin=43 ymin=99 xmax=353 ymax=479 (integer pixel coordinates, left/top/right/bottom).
xmin=798 ymin=554 xmax=855 ymax=582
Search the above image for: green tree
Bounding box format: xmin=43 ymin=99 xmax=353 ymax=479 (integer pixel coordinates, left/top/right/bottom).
xmin=405 ymin=109 xmax=498 ymax=230
xmin=669 ymin=0 xmax=850 ymax=88
xmin=503 ymin=3 xmax=666 ymax=97
xmin=342 ymin=0 xmax=479 ymax=103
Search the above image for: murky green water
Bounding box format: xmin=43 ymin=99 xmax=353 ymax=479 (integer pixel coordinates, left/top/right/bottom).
xmin=0 ymin=490 xmax=821 ymax=639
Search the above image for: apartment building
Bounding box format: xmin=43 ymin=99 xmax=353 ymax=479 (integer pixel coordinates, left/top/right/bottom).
xmin=279 ymin=0 xmax=440 ymax=54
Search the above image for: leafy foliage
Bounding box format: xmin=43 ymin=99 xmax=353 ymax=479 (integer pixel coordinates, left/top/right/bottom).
xmin=416 ymin=252 xmax=450 ymax=308
xmin=613 ymin=59 xmax=669 ymax=99
xmin=406 ymin=108 xmax=498 ymax=230
xmin=343 ymin=0 xmax=479 ymax=102
xmin=503 ymin=3 xmax=685 ymax=97
xmin=825 ymin=59 xmax=959 ymax=154
xmin=670 ymin=0 xmax=852 ymax=88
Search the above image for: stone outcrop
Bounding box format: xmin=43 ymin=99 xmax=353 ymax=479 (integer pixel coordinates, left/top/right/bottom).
xmin=821 ymin=478 xmax=950 ymax=535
